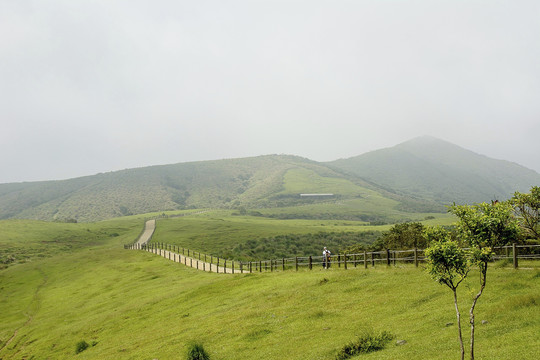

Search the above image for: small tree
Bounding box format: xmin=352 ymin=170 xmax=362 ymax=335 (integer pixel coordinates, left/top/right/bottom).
xmin=512 ymin=186 xmax=540 ymax=241
xmin=376 ymin=222 xmax=426 ymax=250
xmin=449 ymin=201 xmax=520 ymax=360
xmin=424 ymin=226 xmax=470 ymax=360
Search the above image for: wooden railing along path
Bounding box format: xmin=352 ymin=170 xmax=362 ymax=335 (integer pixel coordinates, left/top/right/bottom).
xmin=125 ymin=220 xmax=540 ymax=274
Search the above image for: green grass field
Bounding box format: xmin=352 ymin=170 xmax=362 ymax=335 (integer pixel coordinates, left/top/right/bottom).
xmin=1 ymin=214 xmax=539 ymax=359
xmin=0 ymin=217 xmax=144 ymax=268
xmin=149 ymin=210 xmax=454 ymax=258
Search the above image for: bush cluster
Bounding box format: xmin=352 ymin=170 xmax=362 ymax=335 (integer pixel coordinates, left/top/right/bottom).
xmin=187 ymin=343 xmax=210 ymax=360
xmin=227 ymin=231 xmax=380 ymax=260
xmin=336 ymin=331 xmax=394 ymax=360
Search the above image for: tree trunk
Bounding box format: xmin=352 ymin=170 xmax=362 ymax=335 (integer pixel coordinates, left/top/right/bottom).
xmin=470 ymin=266 xmax=487 ymax=360
xmin=453 ymin=288 xmax=464 ymax=360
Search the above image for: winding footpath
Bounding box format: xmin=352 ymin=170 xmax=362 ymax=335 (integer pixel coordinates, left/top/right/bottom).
xmin=132 ymin=219 xmax=235 ymax=274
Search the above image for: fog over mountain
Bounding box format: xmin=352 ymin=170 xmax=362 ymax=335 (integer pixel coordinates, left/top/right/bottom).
xmin=1 ymin=1 xmax=539 ymax=183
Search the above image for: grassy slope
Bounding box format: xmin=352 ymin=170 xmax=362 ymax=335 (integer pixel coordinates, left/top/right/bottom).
xmin=328 ymin=136 xmax=540 ymax=205
xmin=0 ymin=217 xmax=538 ymax=359
xmin=0 ymin=154 xmax=445 ymax=222
xmin=0 ymin=218 xmax=143 ymax=267
xmin=1 ymin=246 xmax=538 ymax=360
xmin=149 ymin=211 xmax=455 ymax=259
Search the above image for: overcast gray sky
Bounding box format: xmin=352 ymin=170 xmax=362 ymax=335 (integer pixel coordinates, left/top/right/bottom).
xmin=1 ymin=0 xmax=539 ymax=183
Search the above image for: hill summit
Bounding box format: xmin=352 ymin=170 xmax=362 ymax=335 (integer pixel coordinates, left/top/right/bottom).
xmin=0 ymin=137 xmax=538 ymax=222
xmin=328 ymin=136 xmax=539 ymax=204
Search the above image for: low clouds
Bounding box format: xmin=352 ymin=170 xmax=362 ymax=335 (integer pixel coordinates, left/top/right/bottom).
xmin=1 ymin=0 xmax=539 ymax=182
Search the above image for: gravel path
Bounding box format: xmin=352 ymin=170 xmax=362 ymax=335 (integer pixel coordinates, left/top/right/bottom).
xmin=136 ymin=219 xmax=156 ymax=246
xmin=133 ymin=218 xmax=236 ymax=274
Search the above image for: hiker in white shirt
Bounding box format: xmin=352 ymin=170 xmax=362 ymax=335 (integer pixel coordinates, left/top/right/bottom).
xmin=323 ymin=247 xmax=331 ymax=269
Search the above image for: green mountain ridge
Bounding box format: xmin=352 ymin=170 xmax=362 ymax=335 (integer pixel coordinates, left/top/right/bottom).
xmin=328 ymin=136 xmax=540 ymax=204
xmin=1 ymin=137 xmax=538 ymax=222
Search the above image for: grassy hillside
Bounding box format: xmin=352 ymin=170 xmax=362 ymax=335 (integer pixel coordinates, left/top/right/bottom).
xmin=329 ymin=136 xmax=540 ymax=205
xmin=4 ymin=136 xmax=536 ymax=223
xmin=0 ymin=154 xmax=443 ymax=223
xmin=0 ymin=217 xmax=143 ymax=268
xmin=0 ymin=228 xmax=538 ymax=359
xmin=149 ymin=210 xmax=455 ymax=260
xmin=0 ymin=155 xmax=336 ymax=221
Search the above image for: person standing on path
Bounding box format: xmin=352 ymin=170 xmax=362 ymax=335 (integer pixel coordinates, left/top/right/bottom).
xmin=323 ymin=247 xmax=331 ymax=269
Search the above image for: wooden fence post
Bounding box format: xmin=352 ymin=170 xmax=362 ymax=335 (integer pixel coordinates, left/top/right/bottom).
xmin=414 ymin=248 xmax=418 ymax=267
xmin=364 ymin=251 xmax=367 ymax=269
xmin=371 ymin=252 xmax=375 ymax=267
xmin=309 ymin=256 xmax=312 ymax=270
xmin=283 ymin=258 xmax=285 ymax=271
xmin=344 ymin=253 xmax=347 ymax=270
xmin=295 ymin=257 xmax=298 ymax=271
xmin=386 ymin=249 xmax=391 ymax=266
xmin=513 ymin=243 xmax=518 ymax=269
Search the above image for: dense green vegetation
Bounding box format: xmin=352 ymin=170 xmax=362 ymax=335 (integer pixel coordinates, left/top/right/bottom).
xmin=227 ymin=231 xmax=381 ymax=261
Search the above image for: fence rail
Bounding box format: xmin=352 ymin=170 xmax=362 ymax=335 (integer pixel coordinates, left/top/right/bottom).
xmin=124 ymin=242 xmax=540 ymax=274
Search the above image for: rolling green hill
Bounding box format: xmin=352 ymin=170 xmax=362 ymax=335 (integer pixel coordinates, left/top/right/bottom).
xmin=0 ymin=155 xmax=440 ymax=222
xmin=1 ymin=137 xmax=537 ymax=222
xmin=328 ymin=136 xmax=540 ymax=205
xmin=0 ymin=155 xmax=318 ymax=221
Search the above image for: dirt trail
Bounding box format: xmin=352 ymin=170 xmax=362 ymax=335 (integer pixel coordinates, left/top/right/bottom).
xmin=133 ymin=219 xmax=236 ymax=274
xmin=147 ymin=248 xmax=236 ymax=274
xmin=136 ymin=219 xmax=155 ymax=246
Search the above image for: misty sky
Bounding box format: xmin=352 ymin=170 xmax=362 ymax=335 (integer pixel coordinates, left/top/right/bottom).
xmin=1 ymin=0 xmax=539 ymax=183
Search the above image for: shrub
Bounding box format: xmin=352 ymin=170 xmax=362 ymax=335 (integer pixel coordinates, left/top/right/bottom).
xmin=335 ymin=331 xmax=394 ymax=360
xmin=75 ymin=340 xmax=89 ymax=354
xmin=187 ymin=343 xmax=210 ymax=360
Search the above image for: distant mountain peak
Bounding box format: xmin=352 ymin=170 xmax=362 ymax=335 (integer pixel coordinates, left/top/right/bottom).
xmin=396 ymin=135 xmax=463 ymax=150
xmin=329 ymin=136 xmax=540 ymax=205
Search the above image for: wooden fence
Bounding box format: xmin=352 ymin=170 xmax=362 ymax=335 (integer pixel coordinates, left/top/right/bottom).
xmin=124 ymin=242 xmax=540 ymax=274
